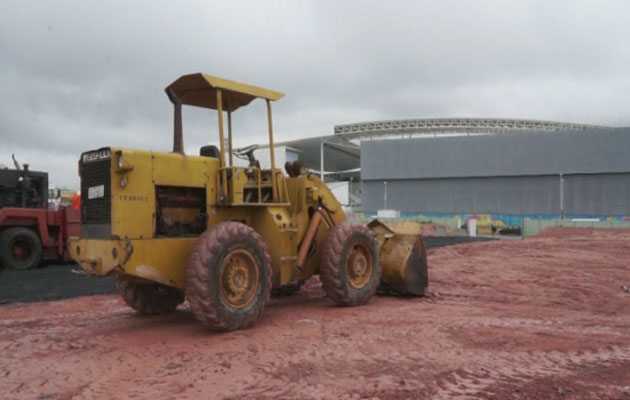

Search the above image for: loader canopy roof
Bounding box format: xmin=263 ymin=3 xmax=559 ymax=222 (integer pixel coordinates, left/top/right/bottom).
xmin=165 ymin=73 xmax=285 ymax=112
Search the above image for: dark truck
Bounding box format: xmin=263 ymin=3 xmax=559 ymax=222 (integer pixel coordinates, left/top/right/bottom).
xmin=0 ymin=159 xmax=79 ymax=270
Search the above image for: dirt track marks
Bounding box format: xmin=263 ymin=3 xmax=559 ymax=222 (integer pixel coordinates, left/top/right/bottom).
xmin=431 ymin=345 xmax=630 ymax=399
xmin=2 ymin=228 xmax=630 ymax=399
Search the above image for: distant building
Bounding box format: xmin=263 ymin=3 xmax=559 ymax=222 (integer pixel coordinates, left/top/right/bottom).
xmin=244 ymin=118 xmax=629 ymax=225
xmin=359 ymin=127 xmax=630 ymax=224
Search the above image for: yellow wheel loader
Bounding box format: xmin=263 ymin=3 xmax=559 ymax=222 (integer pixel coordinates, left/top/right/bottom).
xmin=69 ymin=73 xmax=428 ymax=331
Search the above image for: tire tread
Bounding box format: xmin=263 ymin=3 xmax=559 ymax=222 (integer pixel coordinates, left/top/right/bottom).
xmin=186 ymin=222 xmax=272 ymax=331
xmin=320 ymin=222 xmax=381 ymax=306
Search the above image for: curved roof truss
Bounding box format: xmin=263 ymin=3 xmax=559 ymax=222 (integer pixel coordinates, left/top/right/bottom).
xmin=334 ymin=118 xmax=611 ymax=139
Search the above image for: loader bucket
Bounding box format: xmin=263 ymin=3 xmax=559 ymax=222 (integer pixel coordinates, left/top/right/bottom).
xmin=367 ymin=219 xmax=428 ymax=296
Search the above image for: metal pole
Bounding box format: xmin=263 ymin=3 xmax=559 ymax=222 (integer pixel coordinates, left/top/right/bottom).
xmin=266 ymin=99 xmax=277 ymax=202
xmin=320 ymin=139 xmax=324 ymax=180
xmin=349 ymin=177 xmax=352 ymax=207
xmin=559 ymin=173 xmax=564 ymax=219
xmin=384 ymin=181 xmax=387 ymax=209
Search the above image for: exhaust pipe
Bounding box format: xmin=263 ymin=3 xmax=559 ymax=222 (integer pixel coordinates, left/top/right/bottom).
xmin=173 ymin=101 xmax=183 ymax=154
xmin=166 ymin=89 xmax=184 ymax=154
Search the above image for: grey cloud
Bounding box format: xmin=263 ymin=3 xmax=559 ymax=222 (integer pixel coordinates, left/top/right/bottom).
xmin=1 ymin=0 xmax=629 ymax=189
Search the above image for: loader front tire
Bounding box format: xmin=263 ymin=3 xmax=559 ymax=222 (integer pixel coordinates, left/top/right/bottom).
xmin=186 ymin=222 xmax=272 ymax=331
xmin=320 ymin=222 xmax=381 ymax=306
xmin=116 ymin=276 xmax=184 ymax=314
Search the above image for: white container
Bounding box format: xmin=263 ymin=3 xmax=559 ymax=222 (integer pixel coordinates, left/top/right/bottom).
xmin=467 ymin=219 xmax=477 ymax=237
xmin=377 ymin=209 xmax=400 ymax=219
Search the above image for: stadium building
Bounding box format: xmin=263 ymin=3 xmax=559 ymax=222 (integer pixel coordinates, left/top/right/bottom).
xmin=248 ymin=118 xmax=630 ymax=230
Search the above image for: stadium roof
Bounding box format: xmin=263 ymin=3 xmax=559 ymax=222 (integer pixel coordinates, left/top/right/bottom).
xmin=334 ymin=118 xmax=611 ymax=139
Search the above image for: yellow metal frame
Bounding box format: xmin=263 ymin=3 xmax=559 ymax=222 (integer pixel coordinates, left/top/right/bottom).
xmin=219 ymin=166 xmax=263 ymax=204
xmin=165 ymin=73 xmax=285 ymax=205
xmin=70 ymin=73 xmax=428 ymax=298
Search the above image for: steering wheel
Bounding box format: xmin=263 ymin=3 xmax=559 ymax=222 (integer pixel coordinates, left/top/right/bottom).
xmin=233 ymin=144 xmax=260 ymax=167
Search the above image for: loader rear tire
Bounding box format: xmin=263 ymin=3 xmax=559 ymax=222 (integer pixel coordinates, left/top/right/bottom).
xmin=320 ymin=222 xmax=381 ymax=306
xmin=116 ymin=276 xmax=184 ymax=315
xmin=186 ymin=222 xmax=272 ymax=331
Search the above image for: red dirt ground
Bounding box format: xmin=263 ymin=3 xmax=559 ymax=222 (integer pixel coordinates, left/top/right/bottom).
xmin=1 ymin=227 xmax=629 ymax=399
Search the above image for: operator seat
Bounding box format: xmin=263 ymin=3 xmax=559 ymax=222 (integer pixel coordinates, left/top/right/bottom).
xmin=199 ymin=145 xmax=232 ymax=179
xmin=199 ymin=145 xmax=221 ymax=158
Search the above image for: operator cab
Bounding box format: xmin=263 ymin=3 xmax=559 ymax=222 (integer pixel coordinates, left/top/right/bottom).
xmin=165 ymin=73 xmax=285 ymax=205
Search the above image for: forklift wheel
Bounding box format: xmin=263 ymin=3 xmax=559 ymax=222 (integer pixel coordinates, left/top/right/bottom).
xmin=116 ymin=276 xmax=184 ymax=314
xmin=0 ymin=227 xmax=43 ymax=270
xmin=186 ymin=222 xmax=272 ymax=331
xmin=320 ymin=222 xmax=381 ymax=306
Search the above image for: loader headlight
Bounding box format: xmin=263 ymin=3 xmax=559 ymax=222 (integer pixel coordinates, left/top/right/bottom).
xmin=115 ymin=150 xmax=134 ymax=173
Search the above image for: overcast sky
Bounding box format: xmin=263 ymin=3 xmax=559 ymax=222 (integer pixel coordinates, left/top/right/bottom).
xmin=1 ymin=0 xmax=629 ymax=188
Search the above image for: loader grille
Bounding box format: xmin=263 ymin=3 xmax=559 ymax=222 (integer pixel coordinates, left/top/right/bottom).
xmin=80 ymin=150 xmax=112 ymax=226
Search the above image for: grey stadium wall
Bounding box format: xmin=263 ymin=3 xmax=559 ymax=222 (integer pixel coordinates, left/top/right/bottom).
xmin=360 ymin=128 xmax=630 ymax=216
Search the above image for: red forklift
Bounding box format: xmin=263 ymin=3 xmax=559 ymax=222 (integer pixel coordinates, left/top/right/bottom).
xmin=0 ymin=156 xmax=79 ymax=270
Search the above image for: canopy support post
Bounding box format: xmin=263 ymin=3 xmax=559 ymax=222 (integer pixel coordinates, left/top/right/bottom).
xmin=228 ymin=111 xmax=233 ymax=167
xmin=217 ymin=90 xmax=228 ymax=199
xmin=266 ymin=99 xmax=277 ymax=202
